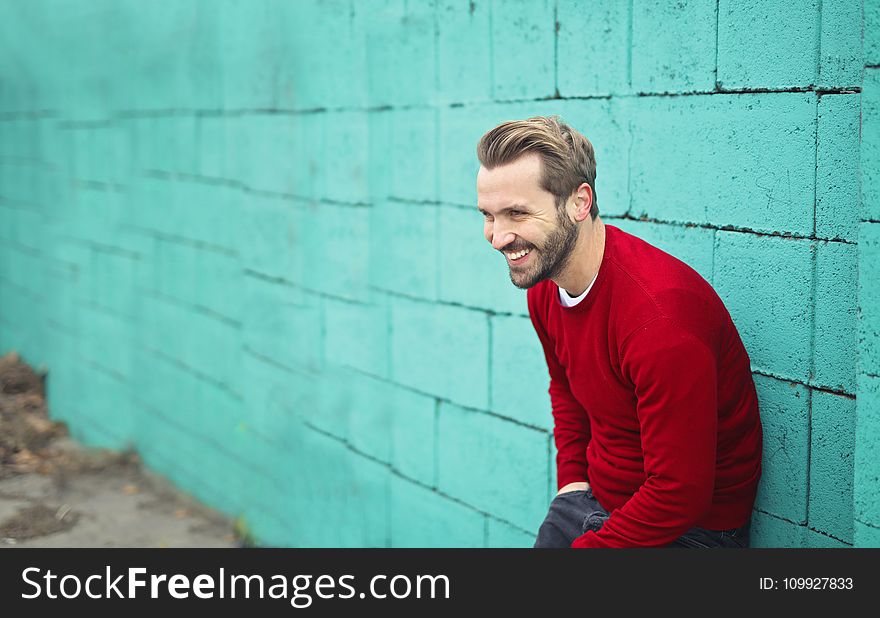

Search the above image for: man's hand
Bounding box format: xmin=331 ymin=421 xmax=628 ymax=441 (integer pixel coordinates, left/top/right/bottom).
xmin=556 ymin=481 xmax=590 ymax=496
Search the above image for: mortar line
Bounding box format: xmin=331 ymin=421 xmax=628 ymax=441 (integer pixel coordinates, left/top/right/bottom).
xmin=626 ymin=0 xmax=633 ymax=88
xmin=805 ymin=388 xmax=814 ymax=530
xmin=354 ymin=428 xmax=532 ymax=535
xmin=79 ymin=355 xmax=128 ymax=383
xmin=750 ymin=368 xmax=856 ymax=399
xmin=369 ymin=284 xmax=529 ymax=318
xmin=483 ymin=516 xmax=490 ymax=547
xmin=243 ymin=345 xmax=318 ymax=379
xmin=76 ymin=84 xmax=867 ymax=123
xmin=487 ymin=313 xmax=493 ymax=410
xmin=854 ymin=518 xmax=880 ymax=530
xmin=345 ymin=364 xmax=550 ymax=432
xmin=753 ymin=508 xmax=853 ymax=544
xmin=813 ymin=93 xmax=820 ymax=239
xmin=553 ymin=0 xmax=559 ymax=97
xmin=131 ymin=395 xmax=281 ymax=486
xmin=603 ymin=213 xmax=857 ymax=244
xmin=142 ymin=344 xmax=245 ymax=400
xmin=815 ymin=0 xmax=823 ymax=86
xmin=138 ymin=288 xmax=242 ymax=327
xmin=433 ymin=398 xmax=440 ymax=489
xmin=713 ymin=0 xmax=720 ymax=89
xmin=488 ymin=0 xmax=495 ymax=98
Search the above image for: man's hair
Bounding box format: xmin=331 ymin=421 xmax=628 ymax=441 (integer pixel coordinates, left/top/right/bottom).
xmin=476 ymin=115 xmax=598 ymax=219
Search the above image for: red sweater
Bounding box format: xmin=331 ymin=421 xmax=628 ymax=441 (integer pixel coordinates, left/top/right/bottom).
xmin=527 ymin=224 xmax=763 ymax=548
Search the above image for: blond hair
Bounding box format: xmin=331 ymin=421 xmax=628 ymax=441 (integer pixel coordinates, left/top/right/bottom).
xmin=476 ymin=115 xmax=598 ymax=218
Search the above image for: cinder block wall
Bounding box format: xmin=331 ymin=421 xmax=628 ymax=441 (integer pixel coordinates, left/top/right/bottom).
xmin=858 ymin=0 xmax=880 ymax=547
xmin=0 ymin=0 xmax=873 ymax=547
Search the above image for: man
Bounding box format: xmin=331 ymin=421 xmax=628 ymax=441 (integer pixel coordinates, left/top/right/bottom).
xmin=475 ymin=116 xmax=763 ymax=548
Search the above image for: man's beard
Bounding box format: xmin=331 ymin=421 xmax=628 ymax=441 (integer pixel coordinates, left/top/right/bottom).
xmin=508 ymin=210 xmax=580 ymax=289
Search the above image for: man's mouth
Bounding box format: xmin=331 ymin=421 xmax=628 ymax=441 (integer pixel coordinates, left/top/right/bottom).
xmin=505 ymin=247 xmax=532 ymax=265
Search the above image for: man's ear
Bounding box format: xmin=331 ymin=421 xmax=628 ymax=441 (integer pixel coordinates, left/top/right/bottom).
xmin=573 ymin=183 xmax=593 ymax=222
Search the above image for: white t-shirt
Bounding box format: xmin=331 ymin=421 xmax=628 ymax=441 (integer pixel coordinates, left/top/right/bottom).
xmin=558 ymin=271 xmax=599 ymax=308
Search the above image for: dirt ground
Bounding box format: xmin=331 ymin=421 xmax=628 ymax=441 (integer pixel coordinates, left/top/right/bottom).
xmin=0 ymin=351 xmax=240 ymax=548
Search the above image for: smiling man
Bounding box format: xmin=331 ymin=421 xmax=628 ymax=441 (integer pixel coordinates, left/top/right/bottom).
xmin=475 ymin=116 xmax=763 ymax=548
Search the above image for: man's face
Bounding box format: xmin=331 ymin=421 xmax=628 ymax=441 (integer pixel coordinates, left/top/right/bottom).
xmin=476 ymin=153 xmax=579 ymax=289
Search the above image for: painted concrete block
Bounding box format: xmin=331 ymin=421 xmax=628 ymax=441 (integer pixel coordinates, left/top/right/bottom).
xmin=369 ymin=201 xmax=439 ymax=301
xmin=390 ymin=297 xmax=489 ymax=409
xmin=343 ymin=370 xmax=398 ymax=464
xmin=557 ymin=0 xmax=629 ymax=96
xmin=239 ymin=113 xmax=297 ymax=195
xmin=631 ymin=0 xmax=716 ymax=93
xmin=242 ymin=351 xmax=316 ymax=446
xmin=808 ymin=391 xmax=855 ymax=544
xmin=282 ymin=0 xmax=368 ymax=110
xmin=78 ymin=304 xmax=134 ymax=381
xmin=299 ymin=202 xmax=371 ymax=303
xmin=288 ymin=430 xmax=389 ymax=547
xmin=813 ymin=241 xmax=857 ymax=393
xmin=242 ymin=273 xmax=323 ymax=374
xmin=609 ymin=219 xmax=715 ymax=284
xmin=196 ymin=115 xmax=229 ymax=180
xmin=862 ymin=70 xmax=880 ymax=222
xmin=390 ymin=108 xmax=437 ymax=203
xmin=868 ymin=0 xmax=880 ymax=66
xmin=490 ymin=314 xmax=553 ymax=429
xmin=218 ymin=0 xmax=282 ymax=110
xmin=144 ymin=116 xmax=199 ymax=176
xmin=491 ymin=0 xmax=555 ymax=100
xmin=854 ymin=520 xmax=880 ymax=548
xmin=630 ymin=93 xmax=816 ymax=235
xmin=854 ymin=374 xmax=880 ymax=528
xmin=436 ymin=0 xmax=492 ymax=103
xmin=323 ymin=110 xmax=370 ymax=205
xmin=860 ymin=223 xmax=880 ymax=376
xmin=308 ymin=365 xmax=357 ymax=441
xmin=749 ymin=510 xmax=806 ymax=548
xmin=367 ymin=109 xmax=392 ymax=202
xmin=437 ymin=401 xmax=549 ymax=530
xmin=717 ymin=0 xmax=819 ymax=89
xmin=817 ymin=94 xmax=860 ymax=242
xmin=390 ymin=475 xmax=485 ymax=547
xmin=803 ymin=529 xmax=851 ymax=548
xmin=324 ymin=296 xmax=389 ymax=379
xmin=365 ymin=0 xmax=435 ymax=107
xmin=753 ymin=375 xmax=810 ymax=524
xmin=157 ymin=180 xmax=242 ymax=252
xmin=150 ymin=239 xmax=242 ymax=323
xmin=390 ymin=387 xmax=437 ymax=487
xmin=240 ymin=194 xmax=301 ymax=284
xmin=438 ymin=204 xmax=528 ymax=315
xmin=290 ymin=113 xmax=326 ymax=203
xmin=714 ymin=233 xmax=813 ymax=381
xmin=818 ymin=0 xmax=863 ymax=88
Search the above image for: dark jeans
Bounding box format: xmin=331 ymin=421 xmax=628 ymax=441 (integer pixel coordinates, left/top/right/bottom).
xmin=533 ymin=488 xmax=750 ymax=548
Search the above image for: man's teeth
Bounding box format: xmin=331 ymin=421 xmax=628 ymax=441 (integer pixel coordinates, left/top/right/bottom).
xmin=506 ymin=248 xmax=531 ymax=260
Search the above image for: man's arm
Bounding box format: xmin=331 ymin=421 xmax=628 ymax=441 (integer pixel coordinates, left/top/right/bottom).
xmin=570 ymin=317 xmax=718 ymax=548
xmin=527 ymin=291 xmax=592 ymax=493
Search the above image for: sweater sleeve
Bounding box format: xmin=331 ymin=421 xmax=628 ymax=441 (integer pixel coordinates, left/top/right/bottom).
xmin=571 ymin=317 xmax=718 ymax=548
xmin=527 ymin=289 xmax=592 ymax=490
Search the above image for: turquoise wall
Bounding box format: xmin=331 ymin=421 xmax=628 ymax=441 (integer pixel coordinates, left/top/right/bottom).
xmin=0 ymin=0 xmax=875 ymax=547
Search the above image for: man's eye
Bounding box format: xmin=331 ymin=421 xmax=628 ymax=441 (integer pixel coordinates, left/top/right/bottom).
xmin=510 ymin=210 xmax=524 ymax=217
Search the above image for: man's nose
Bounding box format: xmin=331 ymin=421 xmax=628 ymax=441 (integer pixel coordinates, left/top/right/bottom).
xmin=490 ymin=225 xmax=515 ymax=251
